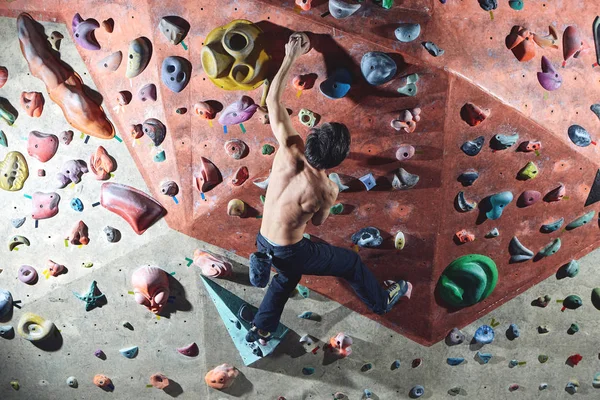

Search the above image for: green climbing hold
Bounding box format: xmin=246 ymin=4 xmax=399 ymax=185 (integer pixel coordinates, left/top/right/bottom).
xmin=517 ymin=161 xmax=538 ymax=180
xmin=330 ymin=203 xmax=344 ymax=215
xmin=538 ymin=354 xmax=548 ymax=363
xmin=437 ymin=254 xmax=498 ymax=308
xmin=260 ymin=195 xmax=266 ymax=204
xmin=563 ymin=295 xmax=583 ymax=310
xmin=0 ymin=130 xmax=6 ymax=147
xmin=592 ymin=288 xmax=600 ymax=310
xmin=262 ymin=144 xmax=275 ymax=155
xmin=565 ymin=211 xmax=595 ymax=231
xmin=509 ymin=0 xmax=524 ymax=10
xmin=568 ymin=323 xmax=579 ymax=334
xmin=0 ymin=101 xmax=16 ymax=126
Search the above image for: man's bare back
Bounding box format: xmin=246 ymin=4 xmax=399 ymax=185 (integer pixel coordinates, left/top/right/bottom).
xmin=260 ymin=139 xmax=338 ymax=246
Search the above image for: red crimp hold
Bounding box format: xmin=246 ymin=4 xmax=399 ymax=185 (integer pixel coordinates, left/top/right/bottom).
xmin=567 ymin=354 xmax=583 ymax=366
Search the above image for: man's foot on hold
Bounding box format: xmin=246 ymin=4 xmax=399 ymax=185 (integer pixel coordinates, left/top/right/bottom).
xmin=245 ymin=325 xmax=272 ymax=344
xmin=384 ymin=280 xmax=412 ymax=313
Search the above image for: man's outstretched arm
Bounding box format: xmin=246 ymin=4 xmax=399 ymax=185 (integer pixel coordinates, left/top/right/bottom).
xmin=266 ymin=32 xmax=310 ymax=147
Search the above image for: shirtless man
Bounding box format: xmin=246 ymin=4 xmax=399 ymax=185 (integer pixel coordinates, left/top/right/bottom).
xmin=246 ymin=33 xmax=411 ymax=343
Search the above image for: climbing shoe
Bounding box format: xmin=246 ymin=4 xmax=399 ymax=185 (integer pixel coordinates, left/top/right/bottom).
xmin=245 ymin=325 xmax=272 ymax=344
xmin=384 ymin=280 xmax=412 ymax=313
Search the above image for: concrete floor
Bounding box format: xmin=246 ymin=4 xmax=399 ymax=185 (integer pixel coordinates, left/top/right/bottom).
xmin=2 ymin=16 xmax=600 ymax=400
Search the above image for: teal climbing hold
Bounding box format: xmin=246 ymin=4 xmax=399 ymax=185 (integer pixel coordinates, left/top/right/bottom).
xmin=509 ymin=0 xmax=524 ymax=10
xmin=538 ymin=238 xmax=561 ymax=258
xmin=437 ymin=254 xmax=498 ymax=308
xmin=296 ymin=284 xmax=309 ymax=298
xmin=298 ymin=311 xmax=313 ymax=319
xmin=491 ymin=133 xmax=519 ymax=150
xmin=397 ymin=73 xmax=419 ymax=97
xmin=486 ymin=191 xmax=513 ymax=220
xmin=153 ymin=150 xmax=166 ymax=162
xmin=119 ymin=346 xmax=139 ymax=359
xmin=302 ymin=367 xmax=315 ymax=375
xmin=201 ymin=276 xmax=289 ymax=366
xmin=565 ymin=211 xmax=595 ymax=231
xmin=73 ymin=281 xmax=106 ymax=311
xmin=0 ymin=130 xmax=6 ymax=147
xmin=330 ymin=203 xmax=344 ymax=215
xmin=541 ymin=218 xmax=564 ymax=233
xmin=563 ymin=295 xmax=582 ymax=309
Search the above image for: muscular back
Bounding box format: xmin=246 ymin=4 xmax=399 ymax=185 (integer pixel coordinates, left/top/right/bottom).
xmin=260 ymin=143 xmax=338 ymax=245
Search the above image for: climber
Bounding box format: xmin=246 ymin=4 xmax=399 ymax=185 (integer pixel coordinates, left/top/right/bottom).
xmin=246 ymin=32 xmax=411 ymax=344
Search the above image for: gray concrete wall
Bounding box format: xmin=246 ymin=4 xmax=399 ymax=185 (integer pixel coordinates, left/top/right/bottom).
xmin=2 ymin=16 xmax=600 ymax=400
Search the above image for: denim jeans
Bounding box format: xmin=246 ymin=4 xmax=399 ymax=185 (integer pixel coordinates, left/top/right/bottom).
xmin=253 ymin=232 xmax=387 ymax=332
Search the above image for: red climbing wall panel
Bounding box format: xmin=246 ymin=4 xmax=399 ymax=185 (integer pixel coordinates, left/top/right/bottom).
xmin=4 ymin=0 xmax=600 ymax=345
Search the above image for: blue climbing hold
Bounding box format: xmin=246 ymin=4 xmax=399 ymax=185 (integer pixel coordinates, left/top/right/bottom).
xmin=409 ymin=385 xmax=425 ymax=398
xmin=351 ymin=227 xmax=383 ymax=248
xmin=391 ymin=360 xmax=401 ymax=370
xmin=457 ymin=170 xmax=479 ymax=186
xmin=486 ymin=191 xmax=513 ymax=220
xmin=119 ymin=346 xmax=139 ymax=359
xmin=461 ymin=136 xmax=485 ymax=156
xmin=359 ymin=173 xmax=376 ymax=190
xmin=70 ymin=198 xmax=84 ymax=212
xmin=447 ymin=357 xmax=465 ymax=366
xmin=474 ymin=325 xmax=495 ymax=344
xmin=320 ymin=68 xmax=352 ymax=99
xmin=568 ymin=125 xmax=591 ymax=147
xmin=476 ymin=351 xmax=493 ymax=364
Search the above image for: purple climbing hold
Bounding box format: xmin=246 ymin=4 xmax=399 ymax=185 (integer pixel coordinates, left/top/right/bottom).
xmin=537 ymin=56 xmax=562 ymax=91
xmin=72 ymin=13 xmax=100 ymax=50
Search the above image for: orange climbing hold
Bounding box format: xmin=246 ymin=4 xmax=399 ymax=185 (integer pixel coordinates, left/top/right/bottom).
xmin=296 ymin=0 xmax=312 ymax=10
xmin=455 ymin=229 xmax=475 ymax=244
xmin=505 ymin=26 xmax=537 ymax=62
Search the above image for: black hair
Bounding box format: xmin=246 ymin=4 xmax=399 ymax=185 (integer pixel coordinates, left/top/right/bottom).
xmin=304 ymin=122 xmax=351 ymax=170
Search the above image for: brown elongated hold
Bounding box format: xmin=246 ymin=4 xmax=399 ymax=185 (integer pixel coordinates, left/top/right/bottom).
xmin=17 ymin=13 xmax=114 ymax=139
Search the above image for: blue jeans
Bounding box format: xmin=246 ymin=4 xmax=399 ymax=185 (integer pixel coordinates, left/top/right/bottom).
xmin=253 ymin=232 xmax=387 ymax=332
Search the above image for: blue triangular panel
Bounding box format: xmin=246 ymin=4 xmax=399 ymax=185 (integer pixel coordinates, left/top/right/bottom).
xmin=201 ymin=276 xmax=289 ymax=366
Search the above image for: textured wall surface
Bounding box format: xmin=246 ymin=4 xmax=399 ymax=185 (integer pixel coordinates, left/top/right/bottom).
xmin=2 ymin=1 xmax=600 ymax=399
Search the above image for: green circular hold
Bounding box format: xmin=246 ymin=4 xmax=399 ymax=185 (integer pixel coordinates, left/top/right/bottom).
xmin=437 ymin=254 xmax=498 ymax=308
xmin=509 ymin=0 xmax=524 ymax=10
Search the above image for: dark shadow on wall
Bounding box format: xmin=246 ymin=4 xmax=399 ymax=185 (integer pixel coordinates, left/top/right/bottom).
xmin=256 ymin=21 xmax=412 ymax=104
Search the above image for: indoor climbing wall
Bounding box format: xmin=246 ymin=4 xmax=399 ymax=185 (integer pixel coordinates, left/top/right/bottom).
xmin=0 ymin=0 xmax=599 ymax=346
xmin=2 ymin=0 xmax=600 ymax=398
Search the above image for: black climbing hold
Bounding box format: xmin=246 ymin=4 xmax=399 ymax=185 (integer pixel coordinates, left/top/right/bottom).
xmin=461 ymin=136 xmax=485 ymax=156
xmin=478 ymin=0 xmax=497 ymax=11
xmin=585 ymin=170 xmax=600 ymax=206
xmin=591 ymin=104 xmax=600 ymax=121
xmin=457 ymin=170 xmax=479 ymax=186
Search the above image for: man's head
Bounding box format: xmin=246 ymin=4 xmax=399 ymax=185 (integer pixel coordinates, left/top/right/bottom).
xmin=304 ymin=122 xmax=351 ymax=170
